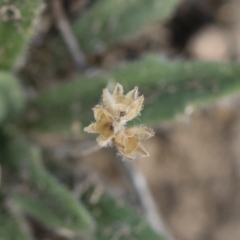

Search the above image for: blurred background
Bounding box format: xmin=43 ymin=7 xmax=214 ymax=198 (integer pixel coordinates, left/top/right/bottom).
xmin=1 ymin=0 xmax=240 ymax=239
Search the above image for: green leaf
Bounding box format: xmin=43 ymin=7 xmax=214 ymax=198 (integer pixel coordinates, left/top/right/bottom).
xmin=82 ymin=188 xmax=165 ymax=240
xmin=0 ymin=0 xmax=42 ymax=70
xmin=6 ymin=141 xmax=95 ymax=237
xmin=2 ymin=138 xmax=165 ymax=240
xmin=0 ymin=205 xmax=28 ymax=240
xmin=74 ymin=0 xmax=180 ymax=53
xmin=24 ymin=56 xmax=240 ymax=133
xmin=0 ymin=71 xmax=24 ymax=126
xmin=17 ymin=0 xmax=180 ymax=85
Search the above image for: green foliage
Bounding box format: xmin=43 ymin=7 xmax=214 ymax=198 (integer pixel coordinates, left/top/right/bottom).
xmin=0 ymin=71 xmax=24 ymax=125
xmin=17 ymin=0 xmax=180 ymax=85
xmin=0 ymin=136 xmax=165 ymax=239
xmin=83 ymin=189 xmax=164 ymax=240
xmin=3 ymin=0 xmax=240 ymax=239
xmin=4 ymin=140 xmax=95 ymax=237
xmin=14 ymin=192 xmax=94 ymax=238
xmin=26 ymin=56 xmax=240 ymax=133
xmin=73 ymin=0 xmax=179 ymax=53
xmin=0 ymin=0 xmax=41 ymax=70
xmin=0 ymin=205 xmax=27 ymax=240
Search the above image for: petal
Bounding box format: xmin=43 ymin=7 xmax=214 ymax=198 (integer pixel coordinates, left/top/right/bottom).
xmin=114 ymin=103 xmax=128 ymax=112
xmin=93 ymin=106 xmax=114 ymax=122
xmin=113 ymin=103 xmax=128 ymax=119
xmin=102 ymin=88 xmax=115 ymax=115
xmin=95 ymin=119 xmax=114 ymax=138
xmin=124 ymin=135 xmax=139 ymax=154
xmin=96 ymin=135 xmax=112 ymax=147
xmin=92 ymin=106 xmax=104 ymax=121
xmin=98 ymin=111 xmax=114 ymax=125
xmin=125 ymin=95 xmax=144 ymax=121
xmin=125 ymin=126 xmax=154 ymax=140
xmin=115 ymin=95 xmax=132 ymax=105
xmin=114 ymin=133 xmax=126 ymax=149
xmin=84 ymin=123 xmax=97 ymax=133
xmin=133 ymin=144 xmax=149 ymax=158
xmin=119 ymin=144 xmax=149 ymax=160
xmin=125 ymin=87 xmax=138 ymax=100
xmin=113 ymin=83 xmax=124 ymax=97
xmin=91 ymin=106 xmax=115 ymax=137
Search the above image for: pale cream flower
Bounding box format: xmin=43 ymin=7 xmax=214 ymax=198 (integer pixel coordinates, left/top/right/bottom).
xmin=84 ymin=106 xmax=117 ymax=147
xmin=114 ymin=126 xmax=154 ymax=160
xmin=84 ymin=83 xmax=154 ymax=160
xmin=102 ymin=83 xmax=144 ymax=124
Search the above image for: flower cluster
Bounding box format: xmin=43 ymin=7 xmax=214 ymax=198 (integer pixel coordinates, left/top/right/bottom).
xmin=84 ymin=83 xmax=154 ymax=160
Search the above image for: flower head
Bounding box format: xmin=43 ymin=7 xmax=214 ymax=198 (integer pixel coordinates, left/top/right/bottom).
xmin=102 ymin=83 xmax=144 ymax=124
xmin=84 ymin=106 xmax=113 ymax=147
xmin=84 ymin=83 xmax=154 ymax=160
xmin=114 ymin=126 xmax=154 ymax=160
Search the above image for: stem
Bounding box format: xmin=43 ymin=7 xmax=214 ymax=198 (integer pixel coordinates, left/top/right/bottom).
xmin=121 ymin=160 xmax=175 ymax=240
xmin=51 ymin=0 xmax=86 ymax=70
